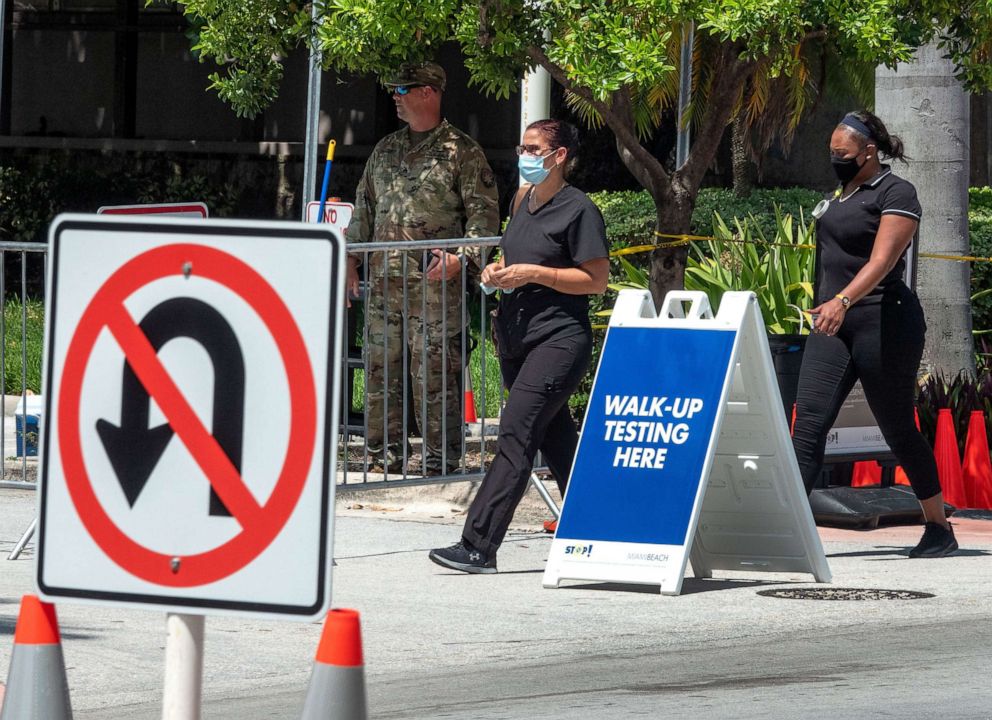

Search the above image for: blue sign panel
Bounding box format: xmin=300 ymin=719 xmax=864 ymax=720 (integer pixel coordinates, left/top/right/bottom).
xmin=556 ymin=326 xmax=737 ymax=547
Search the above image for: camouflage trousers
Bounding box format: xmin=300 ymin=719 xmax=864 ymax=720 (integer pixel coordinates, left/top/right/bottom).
xmin=364 ymin=272 xmax=466 ymax=468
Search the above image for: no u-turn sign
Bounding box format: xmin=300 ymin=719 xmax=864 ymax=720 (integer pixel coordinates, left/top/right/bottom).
xmin=37 ymin=216 xmax=344 ymax=619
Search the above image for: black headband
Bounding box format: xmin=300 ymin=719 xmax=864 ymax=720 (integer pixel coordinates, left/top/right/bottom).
xmin=839 ymin=114 xmax=875 ymax=141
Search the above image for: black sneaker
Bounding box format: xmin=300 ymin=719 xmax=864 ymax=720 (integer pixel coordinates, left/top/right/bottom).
xmin=429 ymin=541 xmax=497 ymax=574
xmin=909 ymin=522 xmax=959 ymax=558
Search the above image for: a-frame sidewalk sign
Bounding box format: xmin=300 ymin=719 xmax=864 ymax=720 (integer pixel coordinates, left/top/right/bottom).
xmin=544 ymin=290 xmax=831 ymax=595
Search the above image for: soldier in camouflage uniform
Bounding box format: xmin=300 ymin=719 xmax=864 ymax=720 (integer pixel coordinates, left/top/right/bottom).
xmin=346 ymin=61 xmax=500 ymax=474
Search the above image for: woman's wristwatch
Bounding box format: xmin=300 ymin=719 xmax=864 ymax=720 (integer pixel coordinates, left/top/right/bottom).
xmin=834 ymin=294 xmax=851 ymax=309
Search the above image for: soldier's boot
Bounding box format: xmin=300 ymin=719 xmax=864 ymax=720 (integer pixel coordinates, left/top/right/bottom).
xmin=366 ymin=444 xmax=406 ymax=474
xmin=423 ymin=445 xmax=463 ymax=476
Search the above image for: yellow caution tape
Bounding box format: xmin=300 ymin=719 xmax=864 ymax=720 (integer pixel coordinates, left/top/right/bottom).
xmin=607 ymin=231 xmax=992 ymax=263
xmin=918 ymin=252 xmax=992 ymax=263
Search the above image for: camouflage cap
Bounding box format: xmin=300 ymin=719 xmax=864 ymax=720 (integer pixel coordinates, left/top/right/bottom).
xmin=383 ymin=61 xmax=447 ymax=91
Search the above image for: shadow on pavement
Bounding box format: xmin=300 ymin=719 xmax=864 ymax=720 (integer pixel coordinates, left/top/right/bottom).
xmin=559 ymin=578 xmax=793 ymax=595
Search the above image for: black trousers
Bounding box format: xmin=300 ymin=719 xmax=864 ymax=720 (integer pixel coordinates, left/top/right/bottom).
xmin=791 ymin=284 xmax=940 ymax=500
xmin=462 ymin=331 xmax=592 ymax=555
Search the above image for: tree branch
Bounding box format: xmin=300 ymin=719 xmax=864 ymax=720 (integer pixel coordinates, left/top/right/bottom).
xmin=680 ymin=43 xmax=756 ymax=192
xmin=610 ymin=88 xmax=668 ymax=194
xmin=526 ymin=44 xmax=669 ymax=199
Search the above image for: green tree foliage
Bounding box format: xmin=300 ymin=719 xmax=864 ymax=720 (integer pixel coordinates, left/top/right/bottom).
xmin=177 ymin=0 xmax=992 ymax=301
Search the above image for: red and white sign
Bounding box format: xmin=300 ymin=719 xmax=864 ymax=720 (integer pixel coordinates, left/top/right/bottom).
xmin=306 ymin=200 xmax=353 ymax=238
xmin=37 ymin=215 xmax=344 ymax=619
xmin=98 ymin=202 xmax=209 ymax=218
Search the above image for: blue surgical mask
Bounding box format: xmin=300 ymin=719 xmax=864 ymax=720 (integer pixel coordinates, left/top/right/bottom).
xmin=518 ymin=152 xmax=554 ymax=185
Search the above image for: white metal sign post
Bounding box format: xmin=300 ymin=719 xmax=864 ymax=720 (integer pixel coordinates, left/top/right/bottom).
xmin=37 ymin=215 xmax=344 ymax=716
xmin=544 ymin=290 xmax=831 ymax=595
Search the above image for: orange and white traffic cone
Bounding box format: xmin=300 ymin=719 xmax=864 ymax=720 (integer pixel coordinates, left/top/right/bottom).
xmin=463 ymin=367 xmax=478 ymax=424
xmin=962 ymin=410 xmax=992 ymax=510
xmin=851 ymin=461 xmax=881 ymax=487
xmin=893 ymin=408 xmax=922 ymax=487
xmin=0 ymin=595 xmax=72 ymax=720
xmin=301 ymin=609 xmax=368 ymax=720
xmin=934 ymin=408 xmax=967 ymax=508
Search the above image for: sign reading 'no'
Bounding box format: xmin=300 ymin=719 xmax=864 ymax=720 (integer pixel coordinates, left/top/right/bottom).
xmin=38 ymin=216 xmax=344 ymax=619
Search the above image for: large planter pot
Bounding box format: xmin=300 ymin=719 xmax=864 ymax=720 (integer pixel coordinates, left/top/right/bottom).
xmin=766 ymin=333 xmax=807 ymax=422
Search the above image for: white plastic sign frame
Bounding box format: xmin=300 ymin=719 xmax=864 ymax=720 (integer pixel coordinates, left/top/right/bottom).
xmin=544 ymin=290 xmax=831 ymax=595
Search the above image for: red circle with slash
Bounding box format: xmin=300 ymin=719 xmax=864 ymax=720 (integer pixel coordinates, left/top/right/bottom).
xmin=58 ymin=244 xmax=317 ymax=587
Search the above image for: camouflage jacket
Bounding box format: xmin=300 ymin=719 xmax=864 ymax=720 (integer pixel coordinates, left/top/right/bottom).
xmin=347 ymin=120 xmax=500 ymax=276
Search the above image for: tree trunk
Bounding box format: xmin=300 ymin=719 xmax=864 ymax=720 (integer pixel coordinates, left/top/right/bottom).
xmin=876 ymin=44 xmax=976 ymax=377
xmin=731 ymin=113 xmax=753 ymax=196
xmin=648 ymin=186 xmax=694 ymax=311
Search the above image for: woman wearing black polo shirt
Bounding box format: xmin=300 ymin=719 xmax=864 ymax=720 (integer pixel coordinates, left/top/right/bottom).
xmin=792 ymin=110 xmax=956 ymax=558
xmin=430 ymin=119 xmax=610 ymax=573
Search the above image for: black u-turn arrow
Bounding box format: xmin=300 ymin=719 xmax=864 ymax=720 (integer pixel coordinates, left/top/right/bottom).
xmin=96 ymin=297 xmax=245 ymax=516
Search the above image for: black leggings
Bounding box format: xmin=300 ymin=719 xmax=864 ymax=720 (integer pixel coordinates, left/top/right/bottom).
xmin=462 ymin=331 xmax=591 ymax=555
xmin=792 ymin=284 xmax=940 ymax=500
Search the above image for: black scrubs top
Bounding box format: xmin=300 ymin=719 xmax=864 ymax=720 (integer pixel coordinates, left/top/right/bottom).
xmin=814 ymin=165 xmax=922 ymax=305
xmin=497 ymin=185 xmax=609 ymax=349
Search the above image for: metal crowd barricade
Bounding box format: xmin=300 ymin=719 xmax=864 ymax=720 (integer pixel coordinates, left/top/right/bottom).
xmin=337 ymin=236 xmax=559 ymax=517
xmin=2 ymin=241 xmax=47 ymax=560
xmin=2 ymin=233 xmax=560 ymax=561
xmin=0 ymin=242 xmax=46 ymax=493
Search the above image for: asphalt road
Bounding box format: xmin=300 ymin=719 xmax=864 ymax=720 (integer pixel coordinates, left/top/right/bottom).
xmin=2 ymin=486 xmax=992 ymax=719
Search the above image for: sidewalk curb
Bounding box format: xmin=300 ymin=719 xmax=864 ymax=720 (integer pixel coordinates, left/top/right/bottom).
xmin=334 ymin=477 xmax=560 ymax=528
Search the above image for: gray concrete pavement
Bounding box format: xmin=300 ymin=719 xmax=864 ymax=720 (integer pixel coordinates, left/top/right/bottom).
xmin=2 ymin=484 xmax=991 ymax=718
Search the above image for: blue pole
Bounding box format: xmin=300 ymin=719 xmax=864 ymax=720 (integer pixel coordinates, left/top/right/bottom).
xmin=316 ymin=139 xmax=336 ymax=223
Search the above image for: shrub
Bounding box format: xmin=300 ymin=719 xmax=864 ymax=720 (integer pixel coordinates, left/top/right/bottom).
xmin=917 ymin=370 xmax=992 ymax=453
xmin=588 ymin=186 xmax=824 ymax=250
xmin=690 ymin=187 xmax=823 ymax=239
xmin=3 ymin=297 xmax=44 ymax=394
xmin=970 ymin=187 xmax=992 ymax=333
xmin=589 ymin=186 xmax=992 ymax=334
xmin=0 ymin=160 xmax=238 ymax=246
xmin=685 ymin=209 xmax=816 ymax=334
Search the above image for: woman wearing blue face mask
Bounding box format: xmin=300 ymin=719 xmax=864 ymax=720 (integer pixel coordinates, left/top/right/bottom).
xmin=430 ymin=119 xmax=610 ymax=573
xmin=793 ymin=110 xmax=956 ymax=558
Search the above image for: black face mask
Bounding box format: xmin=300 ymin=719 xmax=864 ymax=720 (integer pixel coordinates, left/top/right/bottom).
xmin=831 ymin=154 xmax=864 ymax=185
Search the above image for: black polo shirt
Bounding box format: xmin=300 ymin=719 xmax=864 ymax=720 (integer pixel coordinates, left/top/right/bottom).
xmin=497 ymin=185 xmax=609 ymax=349
xmin=814 ymin=165 xmax=922 ymax=305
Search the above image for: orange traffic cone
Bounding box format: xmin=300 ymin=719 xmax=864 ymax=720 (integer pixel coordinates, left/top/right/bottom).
xmin=463 ymin=367 xmax=478 ymax=424
xmin=0 ymin=595 xmax=72 ymax=720
xmin=892 ymin=408 xmax=921 ymax=487
xmin=301 ymin=609 xmax=368 ymax=720
xmin=851 ymin=461 xmax=882 ymax=487
xmin=934 ymin=408 xmax=967 ymax=508
xmin=892 ymin=465 xmax=913 ymax=487
xmin=962 ymin=410 xmax=992 ymax=510
xmin=790 ymin=404 xmax=796 ymax=436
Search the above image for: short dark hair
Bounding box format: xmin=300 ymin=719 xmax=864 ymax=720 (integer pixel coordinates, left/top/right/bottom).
xmin=526 ymin=119 xmax=580 ymax=176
